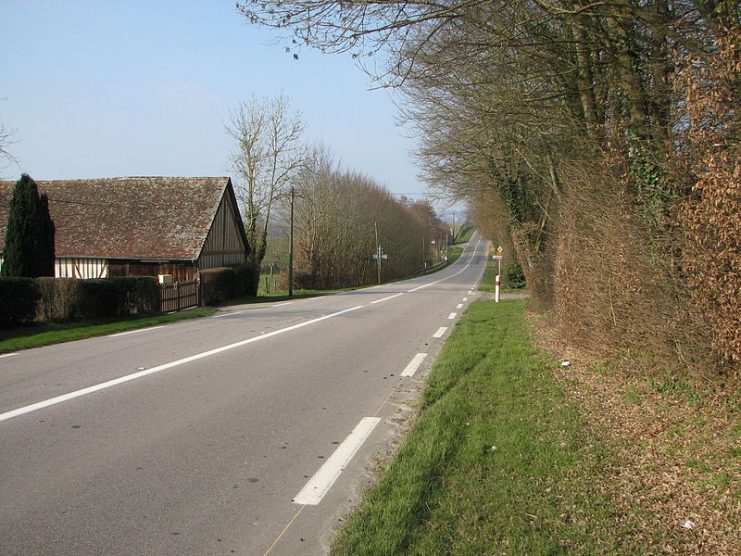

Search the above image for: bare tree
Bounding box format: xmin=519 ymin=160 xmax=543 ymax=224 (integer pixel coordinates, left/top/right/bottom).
xmin=0 ymin=106 xmax=17 ymax=171
xmin=226 ymin=94 xmax=305 ymax=266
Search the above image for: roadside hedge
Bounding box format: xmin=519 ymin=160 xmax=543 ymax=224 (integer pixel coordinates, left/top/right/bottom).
xmin=76 ymin=277 xmax=160 ymax=319
xmin=200 ymin=263 xmax=259 ymax=305
xmin=200 ymin=267 xmax=237 ymax=306
xmin=1 ymin=276 xmax=159 ymax=326
xmin=0 ymin=277 xmax=40 ymax=325
xmin=233 ymin=262 xmax=259 ymax=297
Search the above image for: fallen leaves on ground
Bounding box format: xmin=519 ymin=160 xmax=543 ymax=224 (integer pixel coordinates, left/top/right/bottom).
xmin=532 ymin=314 xmax=740 ymax=555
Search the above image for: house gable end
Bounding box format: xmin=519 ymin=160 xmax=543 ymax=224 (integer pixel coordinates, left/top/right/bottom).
xmin=197 ymin=179 xmax=250 ymax=269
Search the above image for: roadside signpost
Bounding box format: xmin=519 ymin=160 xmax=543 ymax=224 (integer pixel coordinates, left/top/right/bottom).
xmin=492 ymin=246 xmax=504 ymax=302
xmin=373 ymin=221 xmax=388 ymax=284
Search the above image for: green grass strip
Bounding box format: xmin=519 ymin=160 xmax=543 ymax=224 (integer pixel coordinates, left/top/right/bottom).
xmin=0 ymin=308 xmax=216 ymax=354
xmin=333 ymin=300 xmax=625 ymax=555
xmin=478 ymin=257 xmax=500 ymax=293
xmin=454 ymin=225 xmax=475 ymax=244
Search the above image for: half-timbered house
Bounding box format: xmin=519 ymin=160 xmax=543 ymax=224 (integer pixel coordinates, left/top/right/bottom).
xmin=0 ymin=177 xmax=250 ymax=281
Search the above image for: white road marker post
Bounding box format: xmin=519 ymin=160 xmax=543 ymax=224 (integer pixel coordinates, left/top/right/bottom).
xmin=492 ymin=248 xmax=504 ymax=303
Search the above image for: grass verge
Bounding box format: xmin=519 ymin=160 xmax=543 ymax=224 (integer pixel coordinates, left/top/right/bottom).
xmin=479 ymin=257 xmax=526 ymax=294
xmin=0 ymin=308 xmax=215 ymax=354
xmin=333 ymin=300 xmax=627 ymax=555
xmin=453 ymin=224 xmax=474 ymax=244
xmin=478 ymin=257 xmax=499 ymax=293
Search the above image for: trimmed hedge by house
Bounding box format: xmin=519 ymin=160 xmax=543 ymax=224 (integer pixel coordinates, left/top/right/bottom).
xmin=1 ymin=276 xmax=160 ymax=326
xmin=233 ymin=262 xmax=259 ymax=297
xmin=200 ymin=263 xmax=259 ymax=305
xmin=76 ymin=277 xmax=160 ymax=319
xmin=0 ymin=263 xmax=259 ymax=326
xmin=200 ymin=267 xmax=238 ymax=306
xmin=0 ymin=277 xmax=41 ymax=325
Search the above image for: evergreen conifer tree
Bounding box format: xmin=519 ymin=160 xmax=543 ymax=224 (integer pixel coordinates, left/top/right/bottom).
xmin=1 ymin=174 xmax=55 ymax=277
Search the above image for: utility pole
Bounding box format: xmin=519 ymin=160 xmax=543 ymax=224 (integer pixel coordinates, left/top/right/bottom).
xmin=288 ymin=186 xmax=294 ymax=297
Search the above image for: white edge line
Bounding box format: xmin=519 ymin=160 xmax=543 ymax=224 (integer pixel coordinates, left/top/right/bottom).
xmin=0 ymin=305 xmax=364 ymax=424
xmin=109 ymin=325 xmax=166 ymax=337
xmin=0 ymin=353 xmax=17 ymax=359
xmin=432 ymin=327 xmax=447 ymax=339
xmin=456 ymin=303 xmax=463 ymax=309
xmin=370 ymin=292 xmax=404 ymax=305
xmin=293 ymin=417 xmax=381 ymax=506
xmin=463 ymin=297 xmax=468 ymax=301
xmin=448 ymin=312 xmax=457 ymax=320
xmin=273 ymin=301 xmax=294 ymax=307
xmin=211 ymin=310 xmax=247 ymax=319
xmin=406 ymin=236 xmax=482 ymax=293
xmin=401 ymin=353 xmax=427 ymax=378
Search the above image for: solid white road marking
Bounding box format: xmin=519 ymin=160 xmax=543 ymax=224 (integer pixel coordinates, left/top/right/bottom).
xmin=433 ymin=327 xmax=448 ymax=338
xmin=401 ymin=353 xmax=428 ymax=377
xmin=273 ymin=302 xmax=294 ymax=307
xmin=0 ymin=305 xmax=364 ymax=424
xmin=211 ymin=310 xmax=247 ymax=319
xmin=456 ymin=303 xmax=463 ymax=309
xmin=293 ymin=417 xmax=381 ymax=506
xmin=0 ymin=353 xmax=17 ymax=359
xmin=448 ymin=312 xmax=457 ymax=319
xmin=371 ymin=293 xmax=404 ymax=305
xmin=109 ymin=326 xmax=166 ymax=337
xmin=406 ymin=236 xmax=482 ymax=293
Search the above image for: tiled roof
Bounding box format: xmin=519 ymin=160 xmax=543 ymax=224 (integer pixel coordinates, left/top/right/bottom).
xmin=0 ymin=177 xmax=234 ymax=261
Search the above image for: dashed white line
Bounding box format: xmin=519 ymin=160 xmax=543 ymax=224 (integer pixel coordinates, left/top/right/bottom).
xmin=463 ymin=297 xmax=468 ymax=301
xmin=0 ymin=305 xmax=364 ymax=424
xmin=456 ymin=303 xmax=463 ymax=309
xmin=401 ymin=353 xmax=428 ymax=378
xmin=433 ymin=327 xmax=448 ymax=338
xmin=293 ymin=417 xmax=381 ymax=506
xmin=110 ymin=326 xmax=165 ymax=337
xmin=211 ymin=310 xmax=247 ymax=319
xmin=371 ymin=293 xmax=404 ymax=304
xmin=273 ymin=302 xmax=294 ymax=307
xmin=448 ymin=312 xmax=457 ymax=320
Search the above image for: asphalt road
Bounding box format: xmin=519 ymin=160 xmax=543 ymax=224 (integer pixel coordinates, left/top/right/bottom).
xmin=0 ymin=234 xmax=489 ymax=555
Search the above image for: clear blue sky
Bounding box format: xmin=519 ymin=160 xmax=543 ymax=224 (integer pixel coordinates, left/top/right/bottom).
xmin=1 ymin=0 xmax=438 ymax=204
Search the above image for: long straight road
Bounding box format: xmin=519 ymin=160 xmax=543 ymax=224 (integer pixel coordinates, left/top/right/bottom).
xmin=0 ymin=234 xmax=488 ymax=555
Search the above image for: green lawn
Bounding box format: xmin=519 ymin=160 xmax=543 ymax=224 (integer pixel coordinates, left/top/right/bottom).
xmin=453 ymin=224 xmax=474 ymax=244
xmin=0 ymin=308 xmax=215 ymax=354
xmin=332 ymin=300 xmax=627 ymax=555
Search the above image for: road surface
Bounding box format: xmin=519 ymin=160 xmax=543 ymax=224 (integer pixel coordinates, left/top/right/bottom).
xmin=0 ymin=234 xmax=488 ymax=555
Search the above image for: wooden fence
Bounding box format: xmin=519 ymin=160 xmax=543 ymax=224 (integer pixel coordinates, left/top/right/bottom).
xmin=160 ymin=279 xmax=199 ymax=313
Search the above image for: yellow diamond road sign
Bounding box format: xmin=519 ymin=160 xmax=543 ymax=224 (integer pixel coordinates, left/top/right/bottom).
xmin=497 ymin=246 xmax=503 ymax=254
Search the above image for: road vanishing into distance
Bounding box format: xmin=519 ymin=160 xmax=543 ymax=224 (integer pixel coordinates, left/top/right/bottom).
xmin=0 ymin=234 xmax=488 ymax=555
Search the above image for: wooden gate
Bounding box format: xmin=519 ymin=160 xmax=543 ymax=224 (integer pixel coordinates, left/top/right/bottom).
xmin=160 ymin=279 xmax=199 ymax=313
